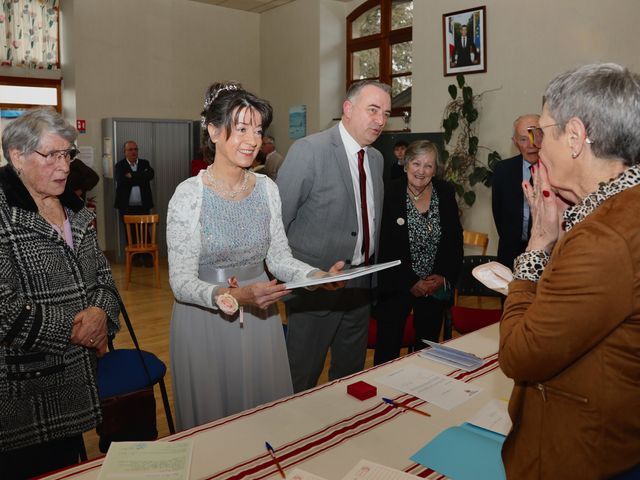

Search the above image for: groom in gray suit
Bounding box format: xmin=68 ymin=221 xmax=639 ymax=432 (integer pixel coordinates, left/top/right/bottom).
xmin=277 ymin=80 xmax=391 ymax=392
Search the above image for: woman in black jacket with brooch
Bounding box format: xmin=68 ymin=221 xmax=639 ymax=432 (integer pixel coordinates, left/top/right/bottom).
xmin=374 ymin=140 xmax=463 ymax=365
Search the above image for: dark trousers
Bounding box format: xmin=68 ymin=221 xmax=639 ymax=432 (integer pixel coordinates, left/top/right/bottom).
xmin=0 ymin=434 xmax=83 ymax=479
xmin=373 ymin=291 xmax=445 ymax=365
xmin=286 ymin=287 xmax=371 ymax=393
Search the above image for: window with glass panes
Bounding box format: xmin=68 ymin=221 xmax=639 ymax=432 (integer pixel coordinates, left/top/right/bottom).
xmin=347 ymin=0 xmax=413 ymax=116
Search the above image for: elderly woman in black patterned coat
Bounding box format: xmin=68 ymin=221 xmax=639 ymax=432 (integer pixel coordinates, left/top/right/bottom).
xmin=374 ymin=140 xmax=463 ymax=365
xmin=0 ymin=108 xmax=120 ymax=479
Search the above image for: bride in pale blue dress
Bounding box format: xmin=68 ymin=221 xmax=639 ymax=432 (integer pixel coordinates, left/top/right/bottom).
xmin=167 ymin=82 xmax=343 ymax=431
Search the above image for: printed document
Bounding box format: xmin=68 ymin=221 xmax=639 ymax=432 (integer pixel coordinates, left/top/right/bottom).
xmin=97 ymin=440 xmax=193 ymax=480
xmin=376 ymin=364 xmax=481 ymax=410
xmin=467 ymin=399 xmax=512 ymax=436
xmin=341 ymin=459 xmax=421 ymax=479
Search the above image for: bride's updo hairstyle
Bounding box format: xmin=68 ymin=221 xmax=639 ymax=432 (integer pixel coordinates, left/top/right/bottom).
xmin=200 ymin=81 xmax=273 ymax=164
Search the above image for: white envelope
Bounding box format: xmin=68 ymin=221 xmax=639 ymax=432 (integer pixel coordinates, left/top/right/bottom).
xmin=471 ymin=261 xmax=513 ymax=296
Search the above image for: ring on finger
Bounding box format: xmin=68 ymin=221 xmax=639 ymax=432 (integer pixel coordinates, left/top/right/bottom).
xmin=89 ymin=338 xmax=95 ymax=344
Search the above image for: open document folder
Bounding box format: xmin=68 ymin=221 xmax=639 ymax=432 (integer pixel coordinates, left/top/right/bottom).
xmin=411 ymin=422 xmax=506 ymax=480
xmin=411 ymin=400 xmax=510 ymax=480
xmin=284 ymin=260 xmax=401 ymax=290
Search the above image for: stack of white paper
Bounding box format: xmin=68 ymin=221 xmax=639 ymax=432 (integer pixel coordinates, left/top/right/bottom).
xmin=284 ymin=260 xmax=401 ymax=289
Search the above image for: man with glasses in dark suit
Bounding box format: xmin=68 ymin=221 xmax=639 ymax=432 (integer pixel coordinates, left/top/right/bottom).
xmin=492 ymin=114 xmax=540 ymax=270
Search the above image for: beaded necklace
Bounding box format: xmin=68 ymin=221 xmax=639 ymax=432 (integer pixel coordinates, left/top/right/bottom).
xmin=205 ymin=167 xmax=249 ymax=198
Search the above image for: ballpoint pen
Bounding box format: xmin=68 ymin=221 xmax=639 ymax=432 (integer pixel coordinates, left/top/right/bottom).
xmin=265 ymin=441 xmax=286 ymax=479
xmin=382 ymin=397 xmax=431 ymax=417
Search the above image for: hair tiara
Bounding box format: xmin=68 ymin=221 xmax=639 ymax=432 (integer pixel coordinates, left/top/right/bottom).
xmin=203 ymin=83 xmax=241 ymax=110
xmin=201 ymin=82 xmax=241 ymax=128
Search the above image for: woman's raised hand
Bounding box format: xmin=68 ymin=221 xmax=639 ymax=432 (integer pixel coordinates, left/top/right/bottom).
xmin=522 ymin=161 xmax=568 ymax=253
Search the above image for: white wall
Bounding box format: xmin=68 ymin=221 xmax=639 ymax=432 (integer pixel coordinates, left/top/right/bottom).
xmin=62 ymin=0 xmax=260 ymax=246
xmin=260 ymin=0 xmax=321 ymax=152
xmin=318 ymin=0 xmax=347 ymax=132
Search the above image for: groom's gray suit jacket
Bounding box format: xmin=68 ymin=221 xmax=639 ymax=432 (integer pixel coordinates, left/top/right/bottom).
xmin=277 ymin=124 xmax=384 ymax=282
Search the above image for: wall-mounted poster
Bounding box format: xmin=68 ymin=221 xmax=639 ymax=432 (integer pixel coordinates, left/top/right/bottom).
xmin=443 ymin=6 xmax=486 ymax=76
xmin=289 ymin=105 xmax=307 ymax=139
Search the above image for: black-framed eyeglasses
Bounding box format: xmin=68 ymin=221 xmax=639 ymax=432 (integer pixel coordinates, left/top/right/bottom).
xmin=527 ymin=124 xmax=559 ymax=148
xmin=33 ymin=146 xmax=79 ymax=166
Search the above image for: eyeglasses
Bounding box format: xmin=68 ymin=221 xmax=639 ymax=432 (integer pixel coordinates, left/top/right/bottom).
xmin=33 ymin=146 xmax=79 ymax=166
xmin=527 ymin=124 xmax=559 ymax=148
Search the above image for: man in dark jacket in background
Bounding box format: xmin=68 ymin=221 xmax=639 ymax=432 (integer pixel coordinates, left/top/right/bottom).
xmin=114 ymin=140 xmax=154 ymax=265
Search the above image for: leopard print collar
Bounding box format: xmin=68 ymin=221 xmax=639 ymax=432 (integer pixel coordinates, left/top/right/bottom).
xmin=563 ymin=164 xmax=640 ymax=232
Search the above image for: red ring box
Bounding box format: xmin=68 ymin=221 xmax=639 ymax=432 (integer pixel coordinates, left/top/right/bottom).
xmin=347 ymin=380 xmax=377 ymax=401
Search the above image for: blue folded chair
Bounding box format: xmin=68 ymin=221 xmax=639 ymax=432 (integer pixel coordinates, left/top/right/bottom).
xmin=94 ymin=300 xmax=175 ymax=453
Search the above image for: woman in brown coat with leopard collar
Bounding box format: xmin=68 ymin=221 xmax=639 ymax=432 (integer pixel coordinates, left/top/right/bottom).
xmin=499 ymin=63 xmax=640 ymax=480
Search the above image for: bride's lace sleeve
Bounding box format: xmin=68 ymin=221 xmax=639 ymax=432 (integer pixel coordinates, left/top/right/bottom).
xmin=167 ymin=177 xmax=218 ymax=308
xmin=263 ymin=177 xmax=318 ymax=282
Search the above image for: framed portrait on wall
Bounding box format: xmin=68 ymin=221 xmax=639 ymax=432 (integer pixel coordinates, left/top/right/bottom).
xmin=443 ymin=6 xmax=486 ymax=76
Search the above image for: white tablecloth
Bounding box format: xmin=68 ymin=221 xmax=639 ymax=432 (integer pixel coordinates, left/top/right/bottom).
xmin=43 ymin=323 xmax=512 ymax=480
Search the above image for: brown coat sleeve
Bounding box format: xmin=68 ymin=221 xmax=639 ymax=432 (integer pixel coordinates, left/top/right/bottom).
xmin=499 ymin=220 xmax=634 ymax=382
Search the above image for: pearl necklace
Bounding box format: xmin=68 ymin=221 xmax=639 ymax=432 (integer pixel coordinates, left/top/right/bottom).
xmin=407 ymin=183 xmax=431 ymax=201
xmin=205 ymin=167 xmax=249 ymax=198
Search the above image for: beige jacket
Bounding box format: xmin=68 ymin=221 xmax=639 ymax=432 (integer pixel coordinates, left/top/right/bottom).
xmin=499 ymin=185 xmax=640 ymax=479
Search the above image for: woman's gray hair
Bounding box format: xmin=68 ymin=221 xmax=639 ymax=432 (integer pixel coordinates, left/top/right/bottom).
xmin=404 ymin=140 xmax=440 ymax=168
xmin=2 ymin=107 xmax=77 ymax=164
xmin=543 ymin=63 xmax=640 ymax=166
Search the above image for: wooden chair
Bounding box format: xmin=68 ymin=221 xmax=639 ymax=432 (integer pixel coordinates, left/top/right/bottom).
xmin=450 ymin=255 xmax=503 ymax=334
xmin=123 ymin=214 xmax=160 ymax=290
xmin=463 ymin=230 xmax=489 ymax=255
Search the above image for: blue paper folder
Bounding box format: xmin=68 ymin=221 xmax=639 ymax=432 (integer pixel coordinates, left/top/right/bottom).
xmin=410 ymin=422 xmax=506 ymax=480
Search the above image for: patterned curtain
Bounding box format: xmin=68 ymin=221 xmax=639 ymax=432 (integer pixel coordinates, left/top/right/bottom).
xmin=0 ymin=0 xmax=59 ymax=69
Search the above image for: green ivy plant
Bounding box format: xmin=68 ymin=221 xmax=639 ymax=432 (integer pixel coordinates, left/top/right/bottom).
xmin=441 ymin=74 xmax=501 ymax=207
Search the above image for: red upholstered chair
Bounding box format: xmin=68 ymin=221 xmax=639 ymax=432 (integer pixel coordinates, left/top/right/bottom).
xmin=450 ymin=255 xmax=503 ymax=334
xmin=368 ymin=313 xmax=416 ymax=352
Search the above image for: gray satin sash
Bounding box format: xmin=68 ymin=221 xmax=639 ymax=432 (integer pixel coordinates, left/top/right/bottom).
xmin=199 ymin=262 xmax=264 ymax=284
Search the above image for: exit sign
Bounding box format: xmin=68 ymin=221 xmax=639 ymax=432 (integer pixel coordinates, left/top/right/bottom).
xmin=76 ymin=119 xmax=86 ymax=133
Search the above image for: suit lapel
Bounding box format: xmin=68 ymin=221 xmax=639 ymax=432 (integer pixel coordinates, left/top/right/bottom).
xmin=368 ymin=149 xmax=385 ymax=235
xmin=516 ymin=154 xmax=525 ymax=208
xmin=329 ymin=125 xmax=357 ymax=211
